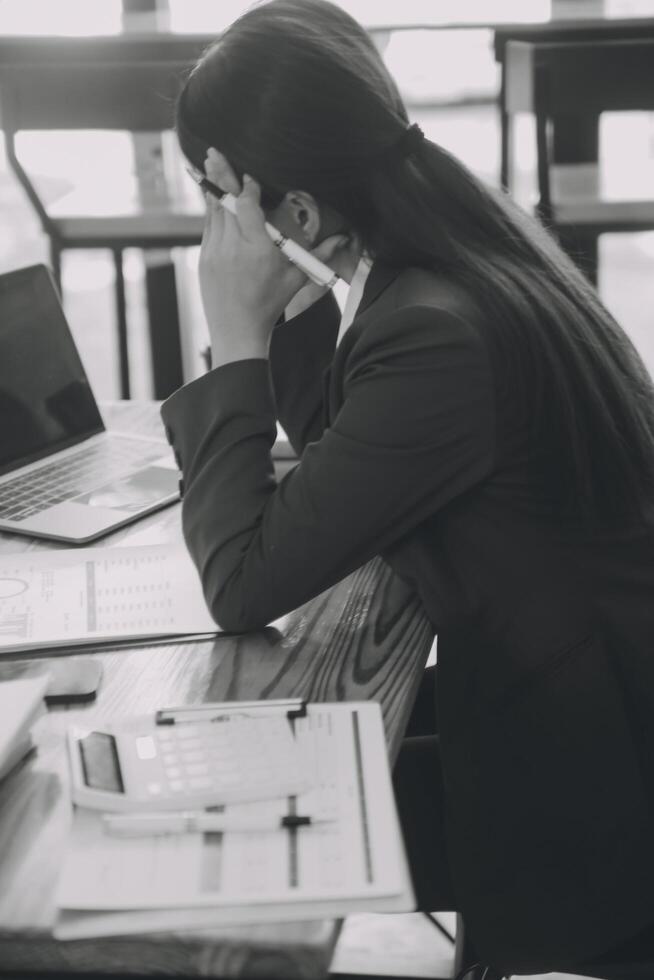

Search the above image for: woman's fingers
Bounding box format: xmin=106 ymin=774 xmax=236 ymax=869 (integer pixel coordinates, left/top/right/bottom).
xmin=200 ymin=178 xmax=230 ymax=267
xmin=310 ymin=233 xmax=351 ymax=264
xmin=203 ymin=151 xmax=263 ymax=247
xmin=201 ymin=186 xmax=216 ymax=246
xmin=234 ymin=175 xmax=267 ymax=241
xmin=203 ymin=185 xmax=225 ymax=233
xmin=205 ymin=147 xmax=241 ymax=195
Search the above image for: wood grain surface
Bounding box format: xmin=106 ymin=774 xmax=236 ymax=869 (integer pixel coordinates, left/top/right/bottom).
xmin=0 ymin=403 xmax=433 ymax=978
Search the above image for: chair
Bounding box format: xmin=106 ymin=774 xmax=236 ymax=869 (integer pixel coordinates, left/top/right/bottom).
xmin=494 ymin=19 xmax=654 ymax=191
xmin=501 ymin=37 xmax=654 ymax=284
xmin=466 ymin=918 xmax=654 ymax=979
xmin=0 ymin=35 xmax=207 ymax=398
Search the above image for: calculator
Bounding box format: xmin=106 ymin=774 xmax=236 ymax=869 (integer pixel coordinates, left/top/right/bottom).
xmin=67 ymin=711 xmax=310 ymax=812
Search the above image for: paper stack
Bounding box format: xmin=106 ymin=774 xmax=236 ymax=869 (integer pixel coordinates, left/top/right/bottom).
xmin=0 ymin=674 xmax=49 ymax=781
xmin=54 ymin=701 xmax=415 ymax=939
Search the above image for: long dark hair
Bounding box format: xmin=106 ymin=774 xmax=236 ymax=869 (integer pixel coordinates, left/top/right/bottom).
xmin=177 ymin=0 xmax=654 ymax=526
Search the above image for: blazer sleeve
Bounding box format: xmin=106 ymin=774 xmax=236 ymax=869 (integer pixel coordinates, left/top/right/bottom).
xmin=269 ymin=290 xmax=340 ymax=455
xmin=161 ymin=305 xmax=495 ymax=632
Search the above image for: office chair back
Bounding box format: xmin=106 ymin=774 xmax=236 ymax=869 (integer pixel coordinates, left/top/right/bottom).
xmin=0 ymin=36 xmax=206 ymax=400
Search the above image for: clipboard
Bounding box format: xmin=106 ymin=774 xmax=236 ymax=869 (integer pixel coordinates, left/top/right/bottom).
xmin=55 ymin=701 xmax=415 ymax=939
xmin=155 ymin=697 xmax=308 ymax=725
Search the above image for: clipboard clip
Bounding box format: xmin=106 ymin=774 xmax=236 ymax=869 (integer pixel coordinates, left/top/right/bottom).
xmin=155 ymin=698 xmax=308 ymax=726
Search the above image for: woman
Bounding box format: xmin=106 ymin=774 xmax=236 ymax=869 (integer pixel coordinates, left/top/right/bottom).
xmin=162 ymin=1 xmax=654 ymax=975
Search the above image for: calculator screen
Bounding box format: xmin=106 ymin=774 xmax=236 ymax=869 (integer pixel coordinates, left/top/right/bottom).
xmin=78 ymin=731 xmax=125 ymax=793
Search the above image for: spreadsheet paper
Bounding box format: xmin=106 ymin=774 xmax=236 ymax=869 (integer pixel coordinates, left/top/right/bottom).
xmin=55 ymin=702 xmax=414 ymax=938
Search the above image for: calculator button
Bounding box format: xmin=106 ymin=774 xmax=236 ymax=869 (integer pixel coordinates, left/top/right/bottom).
xmin=216 ymin=772 xmax=239 ymax=785
xmin=186 ymin=763 xmax=209 ymax=777
xmin=136 ymin=735 xmax=157 ymax=760
xmin=189 ymin=777 xmax=212 ymax=789
xmin=176 ymin=726 xmax=201 ymax=739
xmin=121 ymin=715 xmax=307 ymax=807
xmin=212 ymin=759 xmax=238 ymax=775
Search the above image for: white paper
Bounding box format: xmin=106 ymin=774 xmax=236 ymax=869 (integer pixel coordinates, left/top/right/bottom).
xmin=330 ymin=912 xmax=456 ymax=979
xmin=0 ymin=674 xmax=49 ymax=777
xmin=55 ymin=703 xmax=414 ymax=938
xmin=0 ymin=545 xmax=219 ymax=654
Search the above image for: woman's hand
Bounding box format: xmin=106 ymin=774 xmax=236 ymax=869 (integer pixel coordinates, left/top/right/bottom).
xmin=199 ymin=149 xmax=347 ymax=367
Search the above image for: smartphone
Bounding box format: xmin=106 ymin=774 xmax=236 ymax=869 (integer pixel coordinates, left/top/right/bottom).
xmin=44 ymin=657 xmax=103 ymax=704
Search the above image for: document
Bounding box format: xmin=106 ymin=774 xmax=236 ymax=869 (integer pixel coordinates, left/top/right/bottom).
xmin=330 ymin=912 xmax=456 ymax=980
xmin=54 ymin=702 xmax=414 ymax=939
xmin=0 ymin=673 xmax=49 ymax=779
xmin=0 ymin=545 xmax=219 ymax=654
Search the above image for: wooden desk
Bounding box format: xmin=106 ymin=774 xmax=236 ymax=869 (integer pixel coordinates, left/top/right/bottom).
xmin=0 ymin=402 xmax=433 ymax=979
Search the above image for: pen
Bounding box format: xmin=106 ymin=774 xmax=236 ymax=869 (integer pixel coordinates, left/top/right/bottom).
xmin=103 ymin=811 xmax=336 ymax=837
xmin=187 ymin=167 xmax=340 ymax=290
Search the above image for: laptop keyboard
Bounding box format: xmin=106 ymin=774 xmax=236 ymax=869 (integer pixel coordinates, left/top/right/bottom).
xmin=0 ymin=437 xmax=167 ymax=522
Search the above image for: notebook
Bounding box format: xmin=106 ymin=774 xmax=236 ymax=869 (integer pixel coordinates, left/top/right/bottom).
xmin=0 ymin=264 xmax=179 ymax=544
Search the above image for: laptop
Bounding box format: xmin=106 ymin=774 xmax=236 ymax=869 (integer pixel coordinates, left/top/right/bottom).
xmin=0 ymin=264 xmax=179 ymax=544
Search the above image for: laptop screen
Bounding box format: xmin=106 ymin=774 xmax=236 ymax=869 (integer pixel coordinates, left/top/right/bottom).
xmin=0 ymin=265 xmax=104 ymax=477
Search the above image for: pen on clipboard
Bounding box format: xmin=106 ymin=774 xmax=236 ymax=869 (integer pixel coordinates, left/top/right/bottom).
xmin=187 ymin=167 xmax=340 ymax=290
xmin=103 ymin=811 xmax=336 ymax=837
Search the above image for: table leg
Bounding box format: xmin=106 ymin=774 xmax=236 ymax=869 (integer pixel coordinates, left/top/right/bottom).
xmin=122 ymin=0 xmax=185 ymax=401
xmin=144 ymin=253 xmax=184 ymax=399
xmin=552 ymin=112 xmax=601 ymax=283
xmin=499 ymin=60 xmax=512 ymax=191
xmin=112 ymin=248 xmax=131 ymax=400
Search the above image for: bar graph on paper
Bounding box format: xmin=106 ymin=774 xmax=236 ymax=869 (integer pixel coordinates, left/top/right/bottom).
xmin=0 ymin=568 xmax=34 ymax=643
xmin=0 ymin=611 xmax=30 ymax=639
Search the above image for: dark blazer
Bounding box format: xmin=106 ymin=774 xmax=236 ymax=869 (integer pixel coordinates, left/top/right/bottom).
xmin=162 ymin=262 xmax=654 ymax=975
